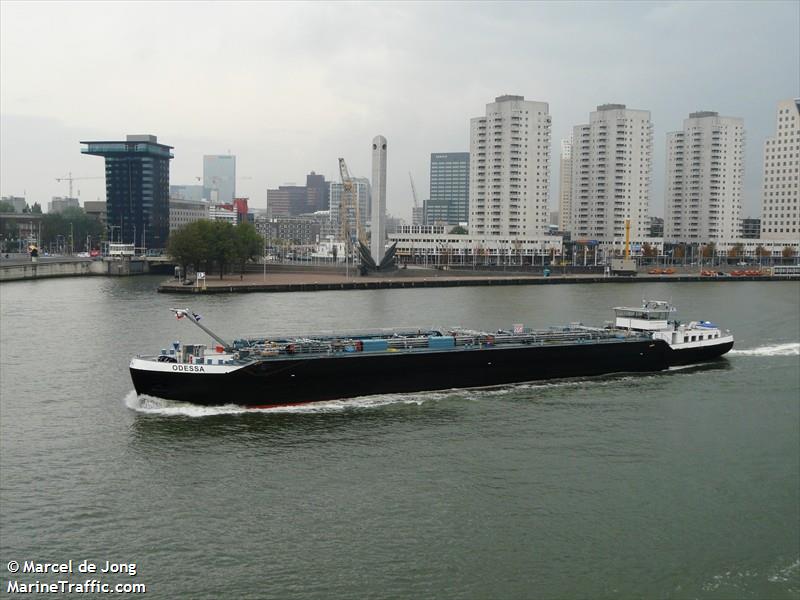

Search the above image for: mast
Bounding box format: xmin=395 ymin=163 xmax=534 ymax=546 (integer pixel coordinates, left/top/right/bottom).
xmin=170 ymin=308 xmax=231 ymax=349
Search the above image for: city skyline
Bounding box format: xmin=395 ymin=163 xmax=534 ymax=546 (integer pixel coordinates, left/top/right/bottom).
xmin=1 ymin=1 xmax=797 ymax=220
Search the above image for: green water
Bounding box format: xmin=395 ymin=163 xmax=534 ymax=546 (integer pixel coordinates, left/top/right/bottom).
xmin=1 ymin=277 xmax=798 ymax=599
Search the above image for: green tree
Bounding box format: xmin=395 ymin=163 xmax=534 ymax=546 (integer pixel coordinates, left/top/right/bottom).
xmin=168 ymin=220 xmax=265 ymax=280
xmin=233 ymin=222 xmax=262 ymax=276
xmin=31 ymin=202 xmax=42 ymax=214
xmin=449 ymin=225 xmax=467 ymax=235
xmin=0 ymin=200 xmax=15 ymax=213
xmin=167 ymin=220 xmax=215 ymax=277
xmin=208 ymin=220 xmax=236 ymax=279
xmin=40 ymin=207 xmax=102 ymax=252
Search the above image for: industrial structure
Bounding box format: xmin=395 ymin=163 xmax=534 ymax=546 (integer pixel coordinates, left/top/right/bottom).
xmin=370 ymin=135 xmax=388 ymax=264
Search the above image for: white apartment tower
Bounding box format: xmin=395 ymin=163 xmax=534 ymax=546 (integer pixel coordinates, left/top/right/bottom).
xmin=571 ymin=104 xmax=653 ymax=242
xmin=558 ymin=138 xmax=573 ymax=232
xmin=664 ymin=112 xmax=744 ymax=242
xmin=760 ymin=99 xmax=800 ymax=239
xmin=469 ymin=95 xmax=551 ymax=236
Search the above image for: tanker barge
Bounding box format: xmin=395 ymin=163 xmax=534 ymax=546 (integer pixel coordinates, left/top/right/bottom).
xmin=129 ymin=301 xmax=733 ymax=407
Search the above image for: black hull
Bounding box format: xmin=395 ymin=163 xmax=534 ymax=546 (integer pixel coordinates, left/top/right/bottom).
xmin=665 ymin=340 xmax=734 ymax=366
xmin=131 ymin=339 xmax=671 ymax=407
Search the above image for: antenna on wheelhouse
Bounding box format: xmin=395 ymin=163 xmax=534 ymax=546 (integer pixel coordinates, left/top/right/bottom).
xmin=170 ymin=308 xmax=231 ymax=350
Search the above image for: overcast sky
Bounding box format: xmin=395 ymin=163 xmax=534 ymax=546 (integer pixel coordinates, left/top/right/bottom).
xmin=1 ymin=1 xmax=798 ymax=220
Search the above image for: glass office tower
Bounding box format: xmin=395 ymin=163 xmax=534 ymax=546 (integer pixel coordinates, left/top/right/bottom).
xmin=81 ymin=135 xmax=173 ymax=249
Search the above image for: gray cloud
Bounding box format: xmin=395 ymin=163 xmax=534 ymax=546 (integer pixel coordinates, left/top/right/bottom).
xmin=1 ymin=1 xmax=797 ymax=218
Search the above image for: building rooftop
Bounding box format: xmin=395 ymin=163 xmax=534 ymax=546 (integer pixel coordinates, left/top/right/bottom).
xmin=688 ymin=111 xmax=719 ymax=119
xmin=495 ymin=95 xmax=525 ymax=102
xmin=597 ymin=104 xmax=626 ymax=111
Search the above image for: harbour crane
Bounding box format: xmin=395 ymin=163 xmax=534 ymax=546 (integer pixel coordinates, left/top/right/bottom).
xmin=55 ymin=172 xmax=103 ymax=198
xmin=409 ymin=172 xmax=419 ymax=210
xmin=338 ymin=158 xmax=365 ymax=245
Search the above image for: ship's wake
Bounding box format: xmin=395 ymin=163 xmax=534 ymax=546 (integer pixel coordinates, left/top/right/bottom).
xmin=124 ymin=390 xmax=445 ymax=417
xmin=729 ymin=342 xmax=799 ymax=356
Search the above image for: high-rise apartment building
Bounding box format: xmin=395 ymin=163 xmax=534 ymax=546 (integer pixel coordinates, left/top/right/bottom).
xmin=664 ymin=111 xmax=744 ymax=241
xmin=469 ymin=95 xmax=551 ymax=236
xmin=557 ymin=139 xmax=572 ymax=232
xmin=329 ymin=178 xmax=371 ymax=239
xmin=428 ymin=152 xmax=470 ymax=226
xmin=203 ymin=155 xmax=236 ymax=204
xmin=760 ymin=99 xmax=799 ymax=239
xmin=571 ymin=104 xmax=653 ymax=242
xmin=81 ymin=134 xmax=173 ymax=248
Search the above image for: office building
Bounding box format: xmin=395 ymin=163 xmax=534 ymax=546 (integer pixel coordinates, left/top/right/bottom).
xmin=48 ymin=197 xmax=80 ymax=214
xmin=169 ymin=198 xmax=209 ymax=231
xmin=469 ymin=95 xmax=551 ymax=236
xmin=664 ymin=112 xmax=744 ymax=242
xmin=429 ymin=152 xmax=469 ymax=226
xmin=424 ymin=198 xmax=450 ymax=226
xmin=267 ymin=185 xmax=306 ymax=217
xmin=557 ymin=139 xmax=573 ymax=232
xmin=255 ymin=216 xmax=320 ymax=246
xmin=81 ymin=134 xmax=173 ymax=249
xmin=741 ymin=217 xmax=761 ymax=239
xmin=760 ymin=99 xmax=799 ymax=239
xmin=571 ymin=104 xmax=653 ymax=242
xmin=170 ymin=184 xmax=205 ymax=202
xmin=267 ymin=172 xmax=331 ymax=217
xmin=1 ymin=196 xmax=27 ymax=213
xmin=203 ymin=155 xmax=236 ymax=204
xmin=209 ymin=204 xmax=237 ymax=224
xmin=84 ymin=201 xmax=107 ymax=227
xmin=305 ymin=171 xmax=329 ymax=213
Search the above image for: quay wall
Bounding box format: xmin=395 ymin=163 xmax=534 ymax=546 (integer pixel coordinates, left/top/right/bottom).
xmin=159 ymin=274 xmax=800 ymax=294
xmin=0 ymin=258 xmax=152 ymax=282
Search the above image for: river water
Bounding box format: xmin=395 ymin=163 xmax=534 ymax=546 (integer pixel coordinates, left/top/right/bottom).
xmin=1 ymin=276 xmax=798 ymax=599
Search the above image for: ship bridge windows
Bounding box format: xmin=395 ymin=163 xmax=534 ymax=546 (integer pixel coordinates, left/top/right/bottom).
xmin=614 ymin=309 xmax=670 ymax=320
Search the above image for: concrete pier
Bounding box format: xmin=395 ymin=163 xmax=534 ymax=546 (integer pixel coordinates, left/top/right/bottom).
xmin=0 ymin=257 xmax=154 ymax=282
